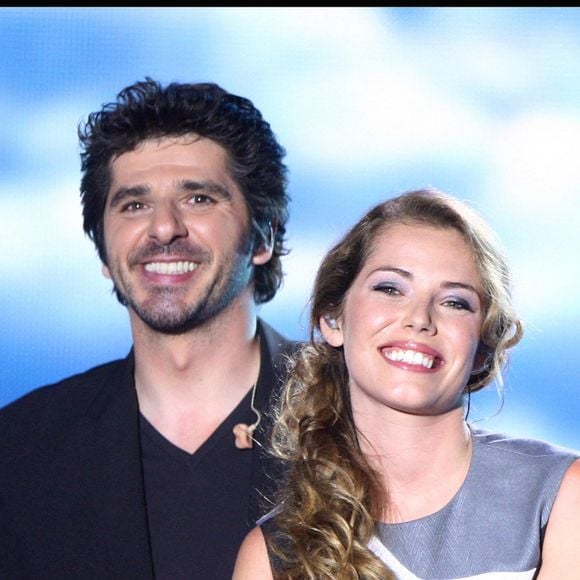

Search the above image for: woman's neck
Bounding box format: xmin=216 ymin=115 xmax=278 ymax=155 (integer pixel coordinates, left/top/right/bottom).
xmin=358 ymin=409 xmax=472 ymax=523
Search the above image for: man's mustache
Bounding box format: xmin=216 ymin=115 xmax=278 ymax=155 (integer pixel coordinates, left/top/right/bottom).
xmin=129 ymin=240 xmax=212 ymax=265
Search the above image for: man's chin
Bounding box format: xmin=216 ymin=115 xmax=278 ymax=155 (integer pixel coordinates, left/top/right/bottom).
xmin=128 ymin=300 xmax=200 ymax=334
xmin=136 ymin=313 xmax=198 ymax=335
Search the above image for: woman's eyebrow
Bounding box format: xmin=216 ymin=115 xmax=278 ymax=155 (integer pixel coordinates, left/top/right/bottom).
xmin=368 ymin=266 xmax=412 ymax=279
xmin=441 ymin=281 xmax=479 ymax=294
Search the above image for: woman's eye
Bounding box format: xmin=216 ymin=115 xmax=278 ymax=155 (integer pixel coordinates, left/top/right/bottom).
xmin=442 ymin=298 xmax=473 ymax=312
xmin=373 ymin=284 xmax=401 ymax=296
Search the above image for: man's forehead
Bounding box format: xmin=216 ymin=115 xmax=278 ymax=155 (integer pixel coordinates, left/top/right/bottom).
xmin=107 ymin=137 xmax=235 ymax=188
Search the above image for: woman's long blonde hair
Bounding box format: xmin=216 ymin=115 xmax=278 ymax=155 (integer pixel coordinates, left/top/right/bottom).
xmin=267 ymin=188 xmax=523 ymax=578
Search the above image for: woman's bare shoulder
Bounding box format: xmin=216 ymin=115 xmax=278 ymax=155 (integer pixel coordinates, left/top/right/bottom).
xmin=232 ymin=526 xmax=273 ymax=580
xmin=538 ymin=458 xmax=580 ymax=578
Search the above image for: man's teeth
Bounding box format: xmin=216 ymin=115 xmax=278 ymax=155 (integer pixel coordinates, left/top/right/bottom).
xmin=144 ymin=261 xmax=198 ymax=275
xmin=385 ymin=349 xmax=435 ymax=369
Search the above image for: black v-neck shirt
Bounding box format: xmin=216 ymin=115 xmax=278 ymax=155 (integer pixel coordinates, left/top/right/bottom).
xmin=139 ymin=323 xmax=294 ymax=579
xmin=140 ymin=387 xmax=256 ymax=579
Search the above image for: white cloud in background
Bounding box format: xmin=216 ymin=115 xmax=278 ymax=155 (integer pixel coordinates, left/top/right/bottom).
xmin=2 ymin=8 xmax=580 ymax=446
xmin=4 ymin=7 xmax=579 ymax=326
xmin=0 ymin=175 xmax=120 ymax=326
xmin=200 ymin=8 xmax=495 ymax=166
xmin=484 ymin=110 xmax=580 ymax=321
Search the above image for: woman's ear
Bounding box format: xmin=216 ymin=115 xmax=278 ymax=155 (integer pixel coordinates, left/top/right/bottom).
xmin=471 ymin=343 xmax=491 ymax=375
xmin=320 ymin=314 xmax=344 ymax=347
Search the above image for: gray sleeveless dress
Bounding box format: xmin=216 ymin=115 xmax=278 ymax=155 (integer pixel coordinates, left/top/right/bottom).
xmin=369 ymin=428 xmax=579 ymax=579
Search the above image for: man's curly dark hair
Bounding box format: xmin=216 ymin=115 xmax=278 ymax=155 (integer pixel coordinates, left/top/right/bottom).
xmin=78 ymin=77 xmax=290 ymax=304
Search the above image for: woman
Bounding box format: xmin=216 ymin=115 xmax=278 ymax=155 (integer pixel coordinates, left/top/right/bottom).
xmin=233 ymin=188 xmax=580 ymax=579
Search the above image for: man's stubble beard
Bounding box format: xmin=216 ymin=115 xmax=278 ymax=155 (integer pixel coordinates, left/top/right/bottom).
xmin=109 ymin=234 xmax=255 ymax=335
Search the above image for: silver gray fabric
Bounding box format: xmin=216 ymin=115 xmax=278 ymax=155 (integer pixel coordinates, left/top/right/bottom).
xmin=373 ymin=428 xmax=579 ymax=579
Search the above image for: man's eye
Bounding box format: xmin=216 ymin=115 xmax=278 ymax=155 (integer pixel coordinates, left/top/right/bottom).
xmin=189 ymin=194 xmax=214 ymax=205
xmin=122 ymin=201 xmax=147 ymax=212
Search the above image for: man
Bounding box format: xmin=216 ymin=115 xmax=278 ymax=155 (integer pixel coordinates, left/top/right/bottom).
xmin=0 ymin=78 xmax=295 ymax=579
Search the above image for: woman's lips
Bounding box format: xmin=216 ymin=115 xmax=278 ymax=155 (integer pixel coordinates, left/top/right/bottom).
xmin=380 ymin=341 xmax=443 ymax=372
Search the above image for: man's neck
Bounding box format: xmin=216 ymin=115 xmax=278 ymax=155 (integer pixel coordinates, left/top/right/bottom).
xmin=130 ymin=300 xmax=263 ymax=453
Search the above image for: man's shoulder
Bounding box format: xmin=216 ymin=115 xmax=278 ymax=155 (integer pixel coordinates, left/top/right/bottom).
xmin=258 ymin=318 xmax=302 ymax=387
xmin=0 ymin=355 xmax=132 ymax=427
xmin=258 ymin=318 xmax=302 ymax=357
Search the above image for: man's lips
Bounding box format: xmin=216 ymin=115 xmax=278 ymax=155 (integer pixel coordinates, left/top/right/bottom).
xmin=131 ymin=240 xmax=211 ymax=269
xmin=143 ymin=260 xmax=199 ymax=275
xmin=380 ymin=341 xmax=443 ymax=371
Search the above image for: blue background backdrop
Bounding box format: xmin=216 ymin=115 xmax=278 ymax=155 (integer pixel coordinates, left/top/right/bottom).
xmin=1 ymin=7 xmax=579 ymax=449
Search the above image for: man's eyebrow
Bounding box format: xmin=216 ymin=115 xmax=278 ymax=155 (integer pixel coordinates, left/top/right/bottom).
xmin=108 ymin=185 xmax=149 ymax=209
xmin=179 ymin=180 xmax=233 ymax=200
xmin=107 ymin=179 xmax=233 ymax=209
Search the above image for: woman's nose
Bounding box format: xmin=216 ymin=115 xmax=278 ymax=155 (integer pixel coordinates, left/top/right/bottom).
xmin=401 ymin=300 xmax=436 ymax=334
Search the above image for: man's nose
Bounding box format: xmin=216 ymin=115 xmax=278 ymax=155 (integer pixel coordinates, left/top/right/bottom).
xmin=147 ymin=202 xmax=188 ymax=245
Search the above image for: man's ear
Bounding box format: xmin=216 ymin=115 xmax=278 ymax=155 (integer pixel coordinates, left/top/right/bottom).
xmin=252 ymin=221 xmax=274 ymax=266
xmin=252 ymin=242 xmax=273 ymax=266
xmin=320 ymin=314 xmax=344 ymax=347
xmin=102 ymin=263 xmax=112 ymax=280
